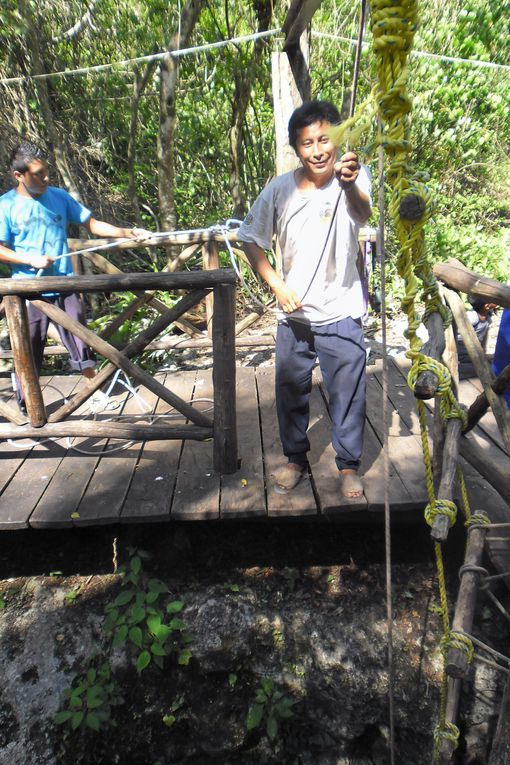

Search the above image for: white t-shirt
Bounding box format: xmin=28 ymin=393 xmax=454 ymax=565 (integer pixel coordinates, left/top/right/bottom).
xmin=237 ymin=167 xmax=372 ymax=324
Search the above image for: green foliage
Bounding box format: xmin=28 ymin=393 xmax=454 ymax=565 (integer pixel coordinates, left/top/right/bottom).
xmin=103 ymin=547 xmax=192 ymax=673
xmin=246 ymin=677 xmax=295 ymax=742
xmin=55 ymin=546 xmax=192 ymax=734
xmin=55 ymin=661 xmax=124 ymax=732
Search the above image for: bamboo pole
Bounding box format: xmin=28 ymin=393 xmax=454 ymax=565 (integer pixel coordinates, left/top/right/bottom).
xmin=489 ymin=672 xmax=510 ymax=765
xmin=212 ymin=283 xmax=238 ymax=473
xmin=3 ymin=295 xmax=46 ymax=427
xmin=31 ymin=298 xmax=212 ymax=428
xmin=442 ymin=287 xmax=510 ymax=454
xmin=446 ymin=525 xmax=488 ymax=678
xmin=0 ymin=398 xmax=28 ymax=426
xmin=439 ymin=676 xmax=462 ymax=763
xmin=48 ymin=289 xmax=209 ymax=423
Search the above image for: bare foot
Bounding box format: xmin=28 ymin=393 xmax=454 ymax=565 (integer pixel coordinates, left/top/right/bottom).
xmin=340 ymin=470 xmax=363 ymax=499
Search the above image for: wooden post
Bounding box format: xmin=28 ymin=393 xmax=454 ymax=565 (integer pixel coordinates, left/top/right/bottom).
xmin=446 ymin=525 xmax=488 ymax=677
xmin=431 ymin=418 xmax=462 ymax=543
xmin=203 ymin=240 xmax=220 ymax=338
xmin=439 ymin=676 xmax=462 ymax=764
xmin=413 ymin=311 xmax=445 ymax=399
xmin=443 ymin=286 xmax=510 ymax=454
xmin=434 ymin=258 xmax=510 ymax=310
xmin=464 ymin=363 xmax=510 ymax=433
xmin=489 ymin=672 xmax=510 ymax=765
xmin=212 ymin=283 xmax=237 ymax=474
xmin=3 ymin=295 xmax=46 ymax=427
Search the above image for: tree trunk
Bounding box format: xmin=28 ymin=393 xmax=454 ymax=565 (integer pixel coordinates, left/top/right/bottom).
xmin=158 ymin=0 xmax=204 ymax=234
xmin=128 ymin=60 xmax=158 ymax=223
xmin=18 ymin=0 xmax=83 ymax=202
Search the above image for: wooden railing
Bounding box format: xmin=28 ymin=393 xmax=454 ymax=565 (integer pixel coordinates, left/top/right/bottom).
xmin=0 ymin=269 xmax=238 ymax=474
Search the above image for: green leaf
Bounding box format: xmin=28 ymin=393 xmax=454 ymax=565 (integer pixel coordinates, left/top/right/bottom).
xmin=113 ymin=625 xmax=129 ymax=647
xmin=136 ymin=650 xmax=151 ymax=673
xmin=178 ymin=649 xmax=192 ymax=666
xmin=114 ymin=589 xmax=135 ymax=607
xmin=71 ymin=683 xmax=86 ymax=698
xmin=71 ymin=711 xmax=84 ymax=730
xmin=166 ymin=600 xmax=184 ymax=614
xmin=86 ymin=712 xmax=101 ymax=731
xmin=54 ymin=710 xmax=73 ymax=724
xmin=266 ymin=714 xmax=278 ymax=740
xmin=86 ymin=669 xmax=97 ymax=684
xmin=130 ymin=556 xmax=142 ymax=575
xmin=0 ymin=598 xmax=5 ymax=610
xmin=228 ymin=673 xmax=237 ymax=688
xmin=151 ymin=642 xmax=167 ymax=657
xmin=246 ymin=703 xmax=264 ymax=730
xmin=153 ymin=654 xmax=165 ymax=669
xmin=129 ymin=605 xmax=146 ymax=625
xmin=146 ymin=591 xmax=159 ymax=604
xmin=129 ymin=626 xmax=143 ymax=648
xmin=148 ymin=579 xmax=168 ymax=594
xmin=162 ymin=714 xmax=176 ymax=727
xmin=147 ymin=614 xmax=162 ymax=635
xmin=169 ymin=618 xmax=185 ymax=631
xmin=86 ymin=688 xmax=104 ymax=710
xmin=155 ymin=624 xmax=172 ymax=642
xmin=260 ymin=678 xmax=273 ymax=696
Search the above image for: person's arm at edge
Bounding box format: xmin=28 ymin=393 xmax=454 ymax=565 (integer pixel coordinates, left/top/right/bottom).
xmin=242 ymin=241 xmax=302 ymax=313
xmin=84 ymin=217 xmax=149 ymax=241
xmin=0 ymin=242 xmax=53 ymax=270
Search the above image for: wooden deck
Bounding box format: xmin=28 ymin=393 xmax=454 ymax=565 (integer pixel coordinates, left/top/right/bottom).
xmin=0 ymin=357 xmax=508 ymax=533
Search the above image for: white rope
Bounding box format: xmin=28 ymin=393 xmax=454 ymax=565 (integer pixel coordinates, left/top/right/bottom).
xmin=0 ymin=29 xmax=281 ymax=86
xmin=312 ymin=31 xmax=510 ymax=72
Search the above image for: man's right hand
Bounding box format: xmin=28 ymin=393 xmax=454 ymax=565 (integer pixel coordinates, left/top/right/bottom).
xmin=29 ymin=254 xmax=54 ymax=270
xmin=273 ymin=281 xmax=302 ymax=314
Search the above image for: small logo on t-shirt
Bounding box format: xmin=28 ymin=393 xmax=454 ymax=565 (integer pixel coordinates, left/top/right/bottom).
xmin=319 ymin=202 xmax=333 ymax=224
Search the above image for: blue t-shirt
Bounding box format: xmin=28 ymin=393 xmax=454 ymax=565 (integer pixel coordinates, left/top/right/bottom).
xmin=0 ymin=186 xmax=91 ymax=279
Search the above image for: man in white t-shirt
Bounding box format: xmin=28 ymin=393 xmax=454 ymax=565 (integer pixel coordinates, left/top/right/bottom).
xmin=237 ymin=101 xmax=372 ymax=498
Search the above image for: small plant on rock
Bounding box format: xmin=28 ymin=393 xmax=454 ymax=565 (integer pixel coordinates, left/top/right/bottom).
xmin=55 ymin=661 xmax=124 ymax=732
xmin=246 ymin=677 xmax=295 ymax=742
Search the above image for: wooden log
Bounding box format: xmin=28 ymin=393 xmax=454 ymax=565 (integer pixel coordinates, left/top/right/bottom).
xmin=0 ymin=398 xmax=27 ymax=426
xmin=465 ymin=363 xmax=510 ymax=434
xmin=439 ymin=676 xmax=462 ymax=764
xmin=0 ymin=332 xmax=277 ymax=360
xmin=202 ymin=241 xmax=220 ymax=338
xmin=459 ymin=435 xmax=510 ymax=504
xmin=31 ymin=298 xmax=212 ymax=428
xmin=0 ymin=268 xmax=237 ymax=297
xmin=443 ymin=286 xmax=510 ymax=455
xmin=414 ymin=311 xmax=445 ymax=399
xmin=489 ymin=672 xmax=510 ymax=765
xmin=212 ymin=283 xmax=238 ymax=474
xmin=68 ymin=229 xmax=240 ymax=252
xmin=282 ymin=0 xmax=322 ymax=48
xmin=0 ymin=421 xmax=211 ymax=441
xmin=432 ymin=406 xmax=445 ymax=495
xmin=431 ymin=418 xmax=463 ymax=543
xmin=48 ymin=289 xmax=209 ymax=423
xmin=446 ymin=525 xmax=488 ymax=678
xmin=3 ymin=295 xmax=47 ymax=427
xmin=235 ymin=309 xmax=266 ymax=336
xmin=434 ymin=258 xmax=510 ymax=310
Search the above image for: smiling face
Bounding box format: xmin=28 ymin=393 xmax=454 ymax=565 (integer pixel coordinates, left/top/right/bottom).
xmin=13 ymin=159 xmax=50 ymax=197
xmin=295 ymin=121 xmax=337 ymax=188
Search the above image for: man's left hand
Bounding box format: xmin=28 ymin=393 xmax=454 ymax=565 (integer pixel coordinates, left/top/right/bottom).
xmin=128 ymin=227 xmax=152 ymax=242
xmin=334 ymin=152 xmax=360 ymax=189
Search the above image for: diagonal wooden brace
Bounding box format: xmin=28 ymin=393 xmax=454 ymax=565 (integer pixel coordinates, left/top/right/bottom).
xmin=32 ymin=295 xmax=212 ymax=428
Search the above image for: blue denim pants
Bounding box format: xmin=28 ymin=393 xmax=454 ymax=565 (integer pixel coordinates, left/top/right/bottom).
xmin=275 ymin=317 xmax=366 ymax=471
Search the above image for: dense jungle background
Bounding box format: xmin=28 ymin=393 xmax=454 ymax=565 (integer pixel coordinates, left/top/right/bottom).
xmin=0 ymin=0 xmax=509 ymax=301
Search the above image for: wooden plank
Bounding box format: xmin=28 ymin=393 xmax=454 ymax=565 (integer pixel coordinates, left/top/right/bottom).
xmin=308 ymin=374 xmax=367 ymax=514
xmin=28 ymin=377 xmax=113 ymax=528
xmin=360 ymin=421 xmax=418 ymax=512
xmin=370 ymin=357 xmax=423 ymax=435
xmin=220 ymin=366 xmax=266 ymax=519
xmin=122 ymin=371 xmax=195 ymax=523
xmin=0 ymin=376 xmax=80 ymax=530
xmin=171 ymin=370 xmax=220 ymax=521
xmin=72 ymin=377 xmax=156 ymax=526
xmin=256 ymin=366 xmax=317 ymax=518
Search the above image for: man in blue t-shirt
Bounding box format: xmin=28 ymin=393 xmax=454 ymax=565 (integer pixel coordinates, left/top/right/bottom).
xmin=0 ymin=141 xmax=149 ymax=411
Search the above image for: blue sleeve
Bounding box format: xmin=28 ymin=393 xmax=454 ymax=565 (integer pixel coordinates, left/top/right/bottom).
xmin=0 ymin=201 xmax=11 ymax=244
xmin=62 ymin=190 xmax=91 ymax=226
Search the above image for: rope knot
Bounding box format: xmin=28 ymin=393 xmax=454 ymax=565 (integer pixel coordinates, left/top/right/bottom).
xmin=424 ymin=499 xmax=457 ymax=527
xmin=433 ymin=721 xmax=460 ymax=751
xmin=465 ymin=512 xmax=491 ymax=528
xmin=441 ymin=631 xmax=474 ymax=664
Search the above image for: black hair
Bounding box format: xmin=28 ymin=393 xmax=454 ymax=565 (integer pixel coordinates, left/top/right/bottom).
xmin=468 ymin=295 xmax=489 ymax=313
xmin=9 ymin=141 xmax=47 ymax=174
xmin=288 ymin=100 xmax=341 ymax=151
